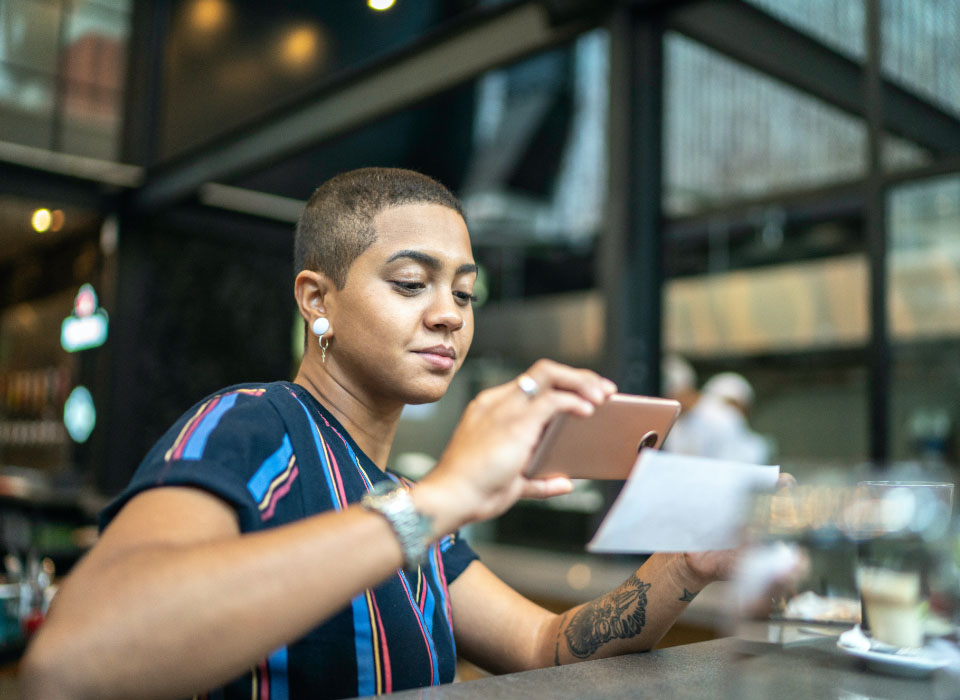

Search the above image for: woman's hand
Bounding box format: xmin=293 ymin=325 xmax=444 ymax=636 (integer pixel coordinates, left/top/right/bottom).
xmin=414 ymin=359 xmax=616 ymax=533
xmin=681 ymin=472 xmax=799 ymax=586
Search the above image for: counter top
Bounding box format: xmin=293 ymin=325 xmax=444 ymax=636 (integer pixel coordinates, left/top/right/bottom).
xmin=364 ymin=636 xmax=958 ymax=700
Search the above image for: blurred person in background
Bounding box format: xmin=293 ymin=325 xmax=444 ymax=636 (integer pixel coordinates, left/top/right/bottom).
xmin=665 ymin=371 xmax=774 ymax=465
xmin=661 ymin=354 xmax=700 ymax=453
xmin=21 ymin=168 xmax=740 ymax=700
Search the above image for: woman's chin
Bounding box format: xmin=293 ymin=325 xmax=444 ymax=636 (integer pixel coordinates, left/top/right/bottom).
xmin=404 ymin=391 xmax=446 ymax=406
xmin=402 ymin=381 xmax=450 ymax=406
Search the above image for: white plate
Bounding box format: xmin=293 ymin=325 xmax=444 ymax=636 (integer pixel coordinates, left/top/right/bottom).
xmin=837 ymin=626 xmax=952 ymax=678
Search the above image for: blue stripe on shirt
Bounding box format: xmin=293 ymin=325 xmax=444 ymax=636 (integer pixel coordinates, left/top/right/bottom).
xmin=268 ymin=646 xmax=289 ymax=700
xmin=422 ymin=586 xmax=439 ymax=683
xmin=246 ymin=434 xmax=294 ymax=502
xmin=182 ymin=392 xmax=239 ymax=460
xmin=291 ymin=397 xmax=343 ymax=509
xmin=351 ymin=594 xmax=376 ymax=697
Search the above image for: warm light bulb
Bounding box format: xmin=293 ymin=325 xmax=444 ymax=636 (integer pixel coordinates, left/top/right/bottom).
xmin=368 ymin=0 xmax=395 ymax=10
xmin=190 ymin=0 xmax=228 ymax=33
xmin=31 ymin=208 xmax=52 ymax=233
xmin=280 ymin=26 xmax=319 ymax=69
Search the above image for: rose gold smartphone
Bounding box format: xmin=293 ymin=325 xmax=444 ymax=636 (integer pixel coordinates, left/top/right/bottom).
xmin=524 ymin=394 xmax=681 ymax=479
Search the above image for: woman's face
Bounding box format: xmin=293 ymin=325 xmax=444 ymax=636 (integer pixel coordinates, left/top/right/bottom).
xmin=327 ymin=202 xmax=476 ymax=406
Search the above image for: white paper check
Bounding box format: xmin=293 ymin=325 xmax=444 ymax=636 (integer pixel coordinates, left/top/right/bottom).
xmin=587 ymin=450 xmax=780 ymax=553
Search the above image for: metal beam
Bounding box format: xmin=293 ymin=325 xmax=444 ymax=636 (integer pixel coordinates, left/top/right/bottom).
xmin=670 ymin=0 xmax=960 ymax=156
xmin=0 ymin=140 xmax=142 ymax=189
xmin=865 ymin=0 xmax=889 ymax=464
xmin=135 ymin=1 xmax=595 ymax=213
xmin=602 ymin=7 xmax=664 ymax=395
xmin=122 ymin=0 xmax=170 ymax=167
xmin=665 ymin=181 xmax=865 ymax=244
xmin=198 ymin=183 xmax=304 ymax=223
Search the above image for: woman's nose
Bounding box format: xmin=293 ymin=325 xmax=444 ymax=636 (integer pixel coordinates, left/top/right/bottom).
xmin=425 ymin=295 xmax=464 ymax=331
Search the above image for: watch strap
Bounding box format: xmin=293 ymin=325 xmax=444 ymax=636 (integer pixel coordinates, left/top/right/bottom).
xmin=361 ymin=480 xmax=433 ymax=568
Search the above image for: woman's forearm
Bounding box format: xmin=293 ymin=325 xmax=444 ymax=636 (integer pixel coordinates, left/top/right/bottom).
xmin=20 ymin=504 xmax=409 ymax=700
xmin=546 ymin=553 xmax=709 ymax=666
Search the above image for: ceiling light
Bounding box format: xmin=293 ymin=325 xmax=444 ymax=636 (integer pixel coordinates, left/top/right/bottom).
xmin=281 ymin=26 xmax=320 ymax=69
xmin=190 ymin=0 xmax=229 ymax=33
xmin=31 ymin=208 xmax=51 ymax=233
xmin=368 ymin=0 xmax=395 ymax=10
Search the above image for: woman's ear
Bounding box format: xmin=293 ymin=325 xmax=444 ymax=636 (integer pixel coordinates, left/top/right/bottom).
xmin=294 ymin=270 xmax=336 ymax=330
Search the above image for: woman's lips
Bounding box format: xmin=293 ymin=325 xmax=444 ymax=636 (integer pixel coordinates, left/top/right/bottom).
xmin=414 ymin=347 xmax=455 ymax=370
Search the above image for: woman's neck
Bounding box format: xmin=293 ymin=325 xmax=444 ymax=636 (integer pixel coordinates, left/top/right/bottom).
xmin=293 ymin=360 xmax=403 ymax=468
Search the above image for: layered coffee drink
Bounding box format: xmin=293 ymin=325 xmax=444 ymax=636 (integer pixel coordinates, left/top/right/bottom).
xmin=858 ymin=566 xmax=923 ymax=648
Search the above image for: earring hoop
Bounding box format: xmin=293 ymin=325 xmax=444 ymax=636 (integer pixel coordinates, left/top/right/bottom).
xmin=319 ymin=336 xmax=329 ymax=363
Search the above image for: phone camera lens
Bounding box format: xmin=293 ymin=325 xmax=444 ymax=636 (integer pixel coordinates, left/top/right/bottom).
xmin=637 ymin=431 xmax=658 ymax=451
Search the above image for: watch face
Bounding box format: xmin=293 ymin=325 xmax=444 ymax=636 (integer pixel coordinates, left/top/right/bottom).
xmin=371 ymin=479 xmax=402 ymax=496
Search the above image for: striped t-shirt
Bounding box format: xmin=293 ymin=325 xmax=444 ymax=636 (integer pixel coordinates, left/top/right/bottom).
xmin=101 ymin=381 xmax=478 ymax=700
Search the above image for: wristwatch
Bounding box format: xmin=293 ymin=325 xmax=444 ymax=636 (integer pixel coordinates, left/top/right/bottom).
xmin=361 ymin=480 xmax=433 ymax=568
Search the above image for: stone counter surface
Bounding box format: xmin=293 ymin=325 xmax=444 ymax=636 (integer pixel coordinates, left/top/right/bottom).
xmin=361 ymin=637 xmax=959 ymax=700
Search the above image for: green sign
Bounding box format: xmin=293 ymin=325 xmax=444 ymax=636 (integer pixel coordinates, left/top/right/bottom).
xmin=64 ymin=385 xmax=96 ymax=443
xmin=61 ymin=284 xmax=109 ymax=352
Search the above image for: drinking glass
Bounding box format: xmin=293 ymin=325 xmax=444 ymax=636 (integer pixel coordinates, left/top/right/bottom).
xmin=852 ymin=481 xmax=954 ymax=647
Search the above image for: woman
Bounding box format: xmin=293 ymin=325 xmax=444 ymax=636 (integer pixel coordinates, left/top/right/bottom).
xmin=21 ymin=168 xmax=731 ymax=699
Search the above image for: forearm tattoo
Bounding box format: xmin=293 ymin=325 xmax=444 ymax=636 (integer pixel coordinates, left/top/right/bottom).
xmin=554 ymin=611 xmax=568 ymax=666
xmin=562 ymin=574 xmax=652 ymax=659
xmin=679 ymin=588 xmax=699 ymax=602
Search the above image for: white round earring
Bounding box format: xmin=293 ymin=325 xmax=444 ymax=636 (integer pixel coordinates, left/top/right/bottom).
xmin=312 ymin=317 xmax=331 ymax=363
xmin=312 ymin=317 xmax=330 ymax=337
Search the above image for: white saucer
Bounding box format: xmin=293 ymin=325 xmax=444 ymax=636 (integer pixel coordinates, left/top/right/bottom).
xmin=837 ymin=626 xmax=952 ymax=678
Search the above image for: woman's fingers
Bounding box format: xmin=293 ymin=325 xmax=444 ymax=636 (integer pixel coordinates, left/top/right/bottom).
xmin=520 ymin=476 xmax=574 ymax=500
xmin=520 ymin=359 xmax=617 ymax=406
xmin=526 ymin=389 xmax=599 ymax=422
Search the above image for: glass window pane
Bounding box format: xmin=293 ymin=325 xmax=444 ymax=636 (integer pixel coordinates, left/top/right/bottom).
xmin=60 ymin=86 xmax=121 ymax=159
xmin=81 ymin=0 xmax=130 ymax=15
xmin=882 ymin=0 xmax=960 ymax=119
xmin=0 ymin=0 xmax=129 ymax=157
xmin=888 ymin=173 xmax=960 ymax=463
xmin=0 ymin=65 xmax=55 ymax=148
xmin=883 ymin=133 xmax=932 ymax=173
xmin=0 ymin=0 xmax=62 ymax=75
xmin=665 ymin=256 xmax=869 ymax=357
xmin=57 ymin=0 xmax=129 ymax=159
xmin=664 ymin=34 xmax=867 ymax=216
xmin=888 ymin=174 xmax=960 ymax=341
xmin=462 ymin=29 xmax=608 ymax=246
xmin=64 ymin=0 xmax=130 ymax=90
xmin=739 ymin=363 xmax=869 ymax=467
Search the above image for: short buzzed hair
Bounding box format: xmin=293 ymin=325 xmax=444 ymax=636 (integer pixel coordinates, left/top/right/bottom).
xmin=294 ymin=167 xmax=464 ymax=288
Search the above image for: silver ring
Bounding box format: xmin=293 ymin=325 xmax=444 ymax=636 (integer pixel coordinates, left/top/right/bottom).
xmin=517 ymin=374 xmax=539 ymax=399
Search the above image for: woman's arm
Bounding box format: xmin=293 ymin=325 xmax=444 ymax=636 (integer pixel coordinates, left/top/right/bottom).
xmin=449 ymin=553 xmax=720 ymax=674
xmin=19 ymin=486 xmax=416 ymax=700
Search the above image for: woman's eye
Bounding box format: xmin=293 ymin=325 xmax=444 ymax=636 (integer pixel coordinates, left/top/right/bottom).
xmin=453 ymin=291 xmax=477 ymax=305
xmin=391 ymin=281 xmax=425 ymax=294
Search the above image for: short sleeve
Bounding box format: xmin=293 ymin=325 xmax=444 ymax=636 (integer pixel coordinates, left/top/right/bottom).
xmin=438 ymin=531 xmax=479 ymax=583
xmin=99 ymin=385 xmax=288 ymax=531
